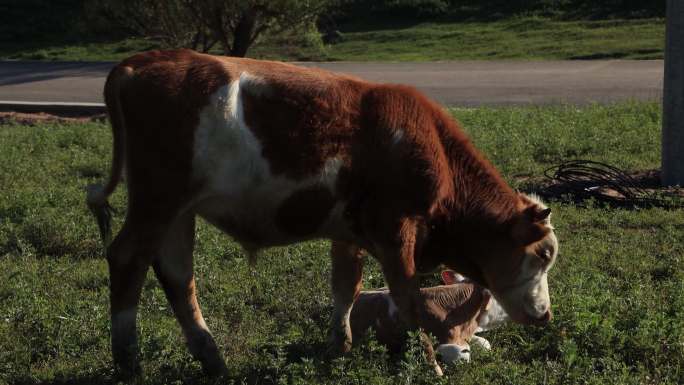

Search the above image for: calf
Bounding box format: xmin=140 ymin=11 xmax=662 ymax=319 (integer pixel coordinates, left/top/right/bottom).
xmin=87 ymin=49 xmax=558 ymax=376
xmin=351 ymin=271 xmax=509 ymax=374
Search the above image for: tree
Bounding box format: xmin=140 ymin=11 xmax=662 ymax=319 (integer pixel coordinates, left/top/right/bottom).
xmin=89 ymin=0 xmax=332 ymax=56
xmin=86 ymin=0 xmax=216 ymax=52
xmin=185 ymin=0 xmax=331 ymax=57
xmin=663 ymin=0 xmax=684 ymax=186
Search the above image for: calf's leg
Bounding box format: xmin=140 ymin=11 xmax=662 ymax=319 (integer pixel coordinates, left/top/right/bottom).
xmin=329 ymin=241 xmax=363 ymax=354
xmin=152 ymin=214 xmax=227 ymax=376
xmin=470 ymin=335 xmax=491 ymax=350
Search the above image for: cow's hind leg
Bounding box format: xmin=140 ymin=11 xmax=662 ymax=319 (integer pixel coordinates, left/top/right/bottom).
xmin=152 ymin=214 xmax=227 ymax=376
xmin=107 ymin=220 xmax=167 ymax=377
xmin=329 ymin=241 xmax=363 ymax=354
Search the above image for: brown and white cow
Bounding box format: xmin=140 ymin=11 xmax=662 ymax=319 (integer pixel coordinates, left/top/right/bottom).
xmin=87 ymin=49 xmax=558 ymax=376
xmin=351 ymin=270 xmax=510 ymax=375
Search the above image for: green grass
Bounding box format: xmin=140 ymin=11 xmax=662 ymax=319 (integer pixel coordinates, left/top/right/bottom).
xmin=0 ymin=17 xmax=665 ymax=62
xmin=0 ymin=38 xmax=163 ymax=62
xmin=1 ymin=102 xmax=683 ymax=384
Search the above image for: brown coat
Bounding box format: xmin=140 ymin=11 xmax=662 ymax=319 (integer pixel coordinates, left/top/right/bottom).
xmin=88 ymin=50 xmax=557 ymax=376
xmin=351 ymin=283 xmax=490 ymax=352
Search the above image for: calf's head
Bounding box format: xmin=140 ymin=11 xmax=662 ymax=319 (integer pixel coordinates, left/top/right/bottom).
xmin=429 ymin=194 xmax=558 ymax=326
xmin=418 ymin=271 xmax=494 ymax=364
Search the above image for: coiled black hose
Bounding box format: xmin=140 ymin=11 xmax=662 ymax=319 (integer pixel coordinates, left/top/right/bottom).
xmin=542 ymin=160 xmax=683 ymax=209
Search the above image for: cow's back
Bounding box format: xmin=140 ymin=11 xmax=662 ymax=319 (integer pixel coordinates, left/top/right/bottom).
xmin=109 ymin=49 xmax=455 ymax=252
xmin=109 ymin=50 xmax=370 ymax=248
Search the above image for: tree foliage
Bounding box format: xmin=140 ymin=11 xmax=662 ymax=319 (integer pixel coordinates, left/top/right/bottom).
xmin=89 ymin=0 xmax=332 ymax=56
xmin=335 ymin=0 xmax=666 ymax=20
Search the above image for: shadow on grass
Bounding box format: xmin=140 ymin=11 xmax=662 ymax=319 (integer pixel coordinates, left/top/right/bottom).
xmin=11 ymin=368 xmax=114 ymax=385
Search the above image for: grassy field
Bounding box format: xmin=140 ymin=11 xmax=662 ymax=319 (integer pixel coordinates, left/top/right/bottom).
xmin=1 ymin=102 xmax=683 ymax=384
xmin=0 ymin=17 xmax=665 ymax=62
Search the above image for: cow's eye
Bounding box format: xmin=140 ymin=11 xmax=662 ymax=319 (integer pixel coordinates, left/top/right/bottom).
xmin=537 ymin=249 xmax=552 ymax=262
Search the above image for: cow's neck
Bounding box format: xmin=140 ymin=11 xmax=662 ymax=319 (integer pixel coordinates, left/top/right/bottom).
xmin=441 ymin=130 xmax=519 ymax=227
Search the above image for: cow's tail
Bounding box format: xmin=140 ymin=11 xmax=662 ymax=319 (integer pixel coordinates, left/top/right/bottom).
xmin=86 ymin=65 xmax=133 ymax=247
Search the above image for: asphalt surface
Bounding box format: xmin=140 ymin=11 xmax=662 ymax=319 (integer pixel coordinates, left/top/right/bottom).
xmin=0 ymin=60 xmax=664 ymax=107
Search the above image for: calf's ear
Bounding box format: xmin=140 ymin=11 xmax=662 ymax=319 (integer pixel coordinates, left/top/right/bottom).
xmin=441 ymin=270 xmax=463 ymax=285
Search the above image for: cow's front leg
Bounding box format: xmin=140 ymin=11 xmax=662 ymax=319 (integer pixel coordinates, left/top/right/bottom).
xmin=377 ymin=217 xmax=443 ymax=376
xmin=153 ymin=214 xmax=227 ymax=376
xmin=329 ymin=241 xmax=363 ymax=354
xmin=376 ymin=218 xmax=421 ymax=330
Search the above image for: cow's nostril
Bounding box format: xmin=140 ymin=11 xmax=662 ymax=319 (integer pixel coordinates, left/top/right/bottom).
xmin=537 ymin=310 xmax=552 ymax=323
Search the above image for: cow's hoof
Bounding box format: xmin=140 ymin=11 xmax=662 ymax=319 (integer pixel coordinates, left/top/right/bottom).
xmin=326 ymin=342 xmax=352 ymax=358
xmin=327 ymin=329 xmax=352 ymax=356
xmin=202 ymin=359 xmax=228 ymax=378
xmin=113 ymin=360 xmax=142 ymax=382
xmin=112 ymin=344 xmax=142 ymax=381
xmin=187 ymin=330 xmax=227 ymax=376
xmin=198 ymin=349 xmax=228 ymax=378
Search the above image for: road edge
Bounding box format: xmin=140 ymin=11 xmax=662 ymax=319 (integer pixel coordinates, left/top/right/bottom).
xmin=0 ymin=101 xmax=106 ymax=115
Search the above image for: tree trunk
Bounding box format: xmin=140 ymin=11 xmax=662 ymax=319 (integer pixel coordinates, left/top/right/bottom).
xmin=190 ymin=31 xmax=201 ymax=51
xmin=663 ymin=0 xmax=684 ymax=186
xmin=229 ymin=8 xmax=258 ymax=57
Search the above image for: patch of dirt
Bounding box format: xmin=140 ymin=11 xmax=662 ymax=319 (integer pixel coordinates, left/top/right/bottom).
xmin=0 ymin=111 xmax=107 ymax=125
xmin=616 ymin=169 xmax=683 ymax=197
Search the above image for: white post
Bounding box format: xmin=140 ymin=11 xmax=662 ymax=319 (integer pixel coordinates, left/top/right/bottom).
xmin=663 ymin=0 xmax=684 ymax=186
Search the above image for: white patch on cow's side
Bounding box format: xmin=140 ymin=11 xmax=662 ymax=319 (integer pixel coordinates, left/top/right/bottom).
xmin=436 ymin=343 xmax=471 ymax=363
xmin=238 ymin=72 xmax=271 ymax=97
xmin=192 ymin=75 xmax=265 ymax=194
xmin=191 ymin=72 xmax=354 ymax=250
xmin=470 ymin=335 xmax=491 ymax=350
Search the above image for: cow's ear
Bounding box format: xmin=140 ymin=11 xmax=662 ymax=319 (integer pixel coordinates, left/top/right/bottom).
xmin=523 ymin=204 xmax=551 ymax=223
xmin=534 ymin=207 xmax=552 ymax=223
xmin=441 ymin=270 xmax=461 ymax=285
xmin=512 ymin=205 xmax=552 ymax=245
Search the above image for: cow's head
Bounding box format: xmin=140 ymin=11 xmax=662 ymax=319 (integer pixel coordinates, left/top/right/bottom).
xmin=429 ymin=194 xmax=558 ymax=326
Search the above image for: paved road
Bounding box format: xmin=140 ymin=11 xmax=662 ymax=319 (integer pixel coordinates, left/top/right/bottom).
xmin=0 ymin=60 xmax=663 ymax=107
